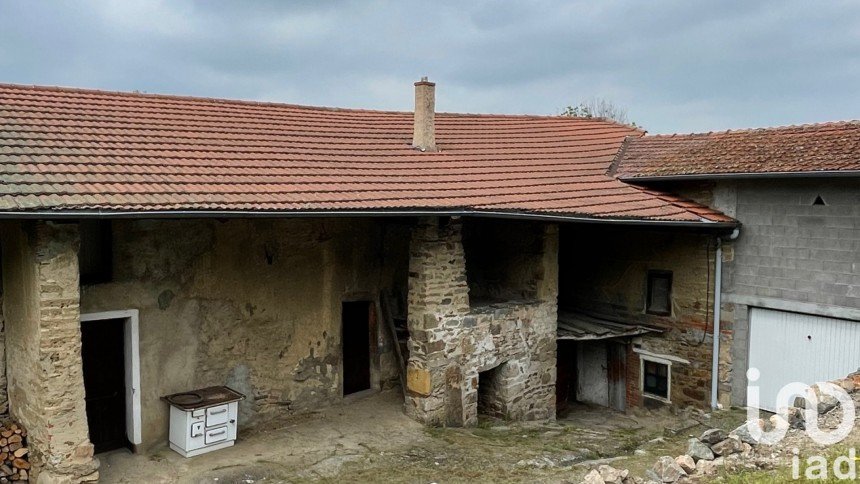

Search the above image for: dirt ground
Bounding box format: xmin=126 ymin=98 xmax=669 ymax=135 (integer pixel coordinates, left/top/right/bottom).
xmin=95 ymin=390 xmax=766 ymax=483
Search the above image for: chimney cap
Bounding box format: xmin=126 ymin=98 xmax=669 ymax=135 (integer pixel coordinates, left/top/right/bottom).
xmin=415 ymin=76 xmax=435 ymax=87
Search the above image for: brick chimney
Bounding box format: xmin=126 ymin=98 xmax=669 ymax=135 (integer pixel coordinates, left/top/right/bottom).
xmin=412 ymin=77 xmax=436 ymax=151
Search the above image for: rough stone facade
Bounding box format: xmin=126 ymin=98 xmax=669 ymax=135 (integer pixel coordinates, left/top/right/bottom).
xmin=0 ymin=293 xmax=7 ymax=417
xmin=78 ymin=217 xmax=408 ymax=450
xmin=668 ymin=177 xmax=860 ymax=405
xmin=559 ymin=225 xmax=728 ymax=409
xmin=404 ymin=218 xmax=558 ymax=426
xmin=0 ymin=221 xmax=98 ymax=483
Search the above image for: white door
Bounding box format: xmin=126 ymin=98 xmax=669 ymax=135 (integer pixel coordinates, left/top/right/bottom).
xmin=749 ymin=307 xmax=860 ymax=412
xmin=577 ymin=342 xmax=609 ymax=407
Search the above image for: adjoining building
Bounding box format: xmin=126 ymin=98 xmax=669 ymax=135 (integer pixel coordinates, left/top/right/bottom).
xmin=612 ymin=123 xmax=860 ymax=411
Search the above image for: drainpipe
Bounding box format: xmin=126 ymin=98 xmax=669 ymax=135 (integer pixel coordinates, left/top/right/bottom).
xmin=710 ymin=238 xmax=723 ymax=410
xmin=711 ymin=228 xmax=740 ymax=409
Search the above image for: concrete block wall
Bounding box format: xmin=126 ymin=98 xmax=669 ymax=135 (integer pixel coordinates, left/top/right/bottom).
xmin=727 ymin=179 xmax=859 ymax=307
xmin=0 ymin=221 xmax=98 ymax=483
xmin=724 ymin=178 xmax=860 ymax=404
xmin=405 ymin=217 xmax=557 ymax=426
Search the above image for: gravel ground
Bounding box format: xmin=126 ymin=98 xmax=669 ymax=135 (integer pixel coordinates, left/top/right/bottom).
xmin=95 ymin=389 xmax=770 ymax=483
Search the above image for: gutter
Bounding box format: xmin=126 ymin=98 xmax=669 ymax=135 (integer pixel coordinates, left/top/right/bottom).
xmin=0 ymin=208 xmax=739 ymax=229
xmin=711 ymin=227 xmax=741 ymax=409
xmin=620 ymin=170 xmax=860 ymax=184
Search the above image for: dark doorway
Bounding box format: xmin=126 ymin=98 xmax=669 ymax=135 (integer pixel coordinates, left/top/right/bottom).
xmin=342 ymin=301 xmax=372 ymax=396
xmin=555 ymin=340 xmax=578 ymax=415
xmin=81 ymin=318 xmax=129 ymax=454
xmin=477 ymin=365 xmax=504 ymax=418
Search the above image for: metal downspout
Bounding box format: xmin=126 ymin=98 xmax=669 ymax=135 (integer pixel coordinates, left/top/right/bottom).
xmin=710 ymin=239 xmax=723 ymax=409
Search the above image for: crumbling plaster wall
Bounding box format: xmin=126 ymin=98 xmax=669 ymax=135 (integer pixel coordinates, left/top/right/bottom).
xmin=559 ymin=225 xmax=726 ymax=408
xmin=405 ymin=218 xmax=557 ymax=426
xmin=80 ymin=217 xmax=408 ymax=450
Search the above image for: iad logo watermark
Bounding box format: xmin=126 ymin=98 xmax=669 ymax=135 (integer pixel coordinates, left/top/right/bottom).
xmin=791 ymin=447 xmax=859 ymax=481
xmin=746 ymin=367 xmax=858 ymax=480
xmin=746 ymin=367 xmax=855 ymax=446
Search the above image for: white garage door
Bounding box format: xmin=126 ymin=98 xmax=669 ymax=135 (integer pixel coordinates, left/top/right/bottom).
xmin=749 ymin=307 xmax=860 ymax=412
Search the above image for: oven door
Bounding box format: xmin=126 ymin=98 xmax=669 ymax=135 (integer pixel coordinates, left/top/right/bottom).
xmin=206 ymin=404 xmax=230 ymax=427
xmin=204 ymin=425 xmax=229 ymax=445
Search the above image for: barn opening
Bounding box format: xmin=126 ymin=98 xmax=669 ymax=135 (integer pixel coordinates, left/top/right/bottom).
xmin=477 ymin=364 xmax=505 ymax=418
xmin=81 ymin=318 xmax=130 ymax=454
xmin=342 ymin=301 xmax=373 ymax=396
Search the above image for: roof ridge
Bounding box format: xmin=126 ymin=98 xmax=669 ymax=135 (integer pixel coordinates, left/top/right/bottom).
xmin=0 ymin=82 xmax=635 ymax=127
xmin=0 ymin=82 xmax=413 ymax=115
xmin=642 ymin=120 xmax=860 ymax=139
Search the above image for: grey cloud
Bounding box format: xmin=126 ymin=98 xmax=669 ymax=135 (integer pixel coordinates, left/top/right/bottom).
xmin=0 ymin=0 xmax=858 ymax=133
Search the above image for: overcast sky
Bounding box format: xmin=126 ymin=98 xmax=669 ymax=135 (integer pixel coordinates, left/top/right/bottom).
xmin=1 ymin=1 xmax=858 ymax=133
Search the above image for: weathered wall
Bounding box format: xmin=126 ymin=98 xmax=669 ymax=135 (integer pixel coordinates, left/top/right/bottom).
xmin=0 ymin=221 xmax=98 ymax=482
xmin=0 ymin=292 xmax=7 ymax=416
xmin=462 ymin=219 xmax=550 ymax=302
xmin=80 ymin=218 xmax=408 ymax=450
xmin=559 ymin=225 xmax=726 ymax=408
xmin=405 ymin=218 xmax=557 ymax=426
xmin=669 ymin=177 xmax=860 ymax=404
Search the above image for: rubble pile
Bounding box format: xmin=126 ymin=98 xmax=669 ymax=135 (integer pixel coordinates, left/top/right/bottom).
xmin=579 ymin=370 xmax=860 ymax=484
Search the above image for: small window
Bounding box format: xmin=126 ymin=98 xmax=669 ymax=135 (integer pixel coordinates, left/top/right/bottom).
xmin=642 ymin=358 xmax=670 ymax=401
xmin=812 ymin=195 xmax=827 ymax=206
xmin=646 ymin=270 xmax=672 ymax=315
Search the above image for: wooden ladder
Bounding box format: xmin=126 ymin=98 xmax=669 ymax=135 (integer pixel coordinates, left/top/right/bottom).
xmin=377 ymin=292 xmax=408 ymax=395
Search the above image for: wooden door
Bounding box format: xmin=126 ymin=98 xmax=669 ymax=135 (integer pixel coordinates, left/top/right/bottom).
xmin=607 ymin=343 xmax=627 ymax=412
xmin=576 ymin=342 xmax=609 ymax=407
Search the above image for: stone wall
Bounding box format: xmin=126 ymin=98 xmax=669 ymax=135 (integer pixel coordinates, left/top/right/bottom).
xmin=79 ymin=217 xmax=408 ymax=449
xmin=0 ymin=221 xmax=98 ymax=483
xmin=405 ymin=218 xmax=557 ymax=426
xmin=559 ymin=225 xmax=728 ymax=408
xmin=667 ymin=177 xmax=860 ymax=405
xmin=0 ymin=293 xmax=7 ymax=416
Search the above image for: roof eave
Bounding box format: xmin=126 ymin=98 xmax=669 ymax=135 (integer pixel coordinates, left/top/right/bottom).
xmin=619 ymin=169 xmax=860 ymax=183
xmin=0 ymin=208 xmax=739 ymax=229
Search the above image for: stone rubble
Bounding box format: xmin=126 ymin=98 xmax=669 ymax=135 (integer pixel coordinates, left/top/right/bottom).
xmin=697 ymin=428 xmax=726 ymax=446
xmin=685 ymin=438 xmax=714 ymax=462
xmin=709 ymin=435 xmax=743 ymax=456
xmin=673 ymin=455 xmax=695 ymax=474
xmin=579 ymin=370 xmax=860 ymax=484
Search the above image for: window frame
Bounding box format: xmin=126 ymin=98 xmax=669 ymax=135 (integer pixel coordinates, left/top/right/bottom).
xmin=645 ymin=269 xmax=673 ymax=316
xmin=639 ymin=354 xmax=672 ymax=403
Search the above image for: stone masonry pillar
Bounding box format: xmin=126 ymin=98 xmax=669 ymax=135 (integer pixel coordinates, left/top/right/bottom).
xmin=1 ymin=221 xmax=98 ymax=483
xmin=404 ymin=217 xmax=469 ymax=425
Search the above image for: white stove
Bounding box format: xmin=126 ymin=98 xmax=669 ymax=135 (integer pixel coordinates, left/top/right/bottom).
xmin=163 ymin=386 xmax=245 ymax=457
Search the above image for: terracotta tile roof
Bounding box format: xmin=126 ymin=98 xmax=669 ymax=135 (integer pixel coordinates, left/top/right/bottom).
xmin=0 ymin=83 xmax=733 ymax=224
xmin=614 ymin=121 xmax=860 ymax=180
